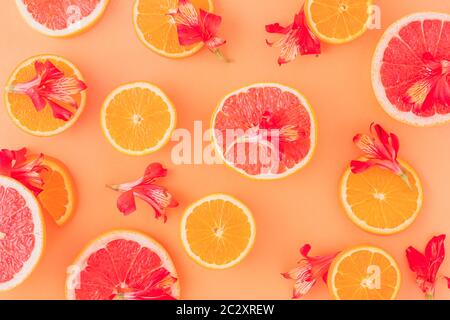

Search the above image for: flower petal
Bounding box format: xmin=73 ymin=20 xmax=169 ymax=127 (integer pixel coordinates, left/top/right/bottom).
xmin=134 ymin=185 xmax=178 ymax=222
xmin=300 ymin=244 xmax=312 ymax=258
xmin=117 ymin=190 xmax=137 ymax=215
xmin=425 ymin=234 xmax=446 ymax=278
xmin=406 ymin=246 xmax=428 ymax=276
xmin=265 ymin=22 xmax=292 ymax=34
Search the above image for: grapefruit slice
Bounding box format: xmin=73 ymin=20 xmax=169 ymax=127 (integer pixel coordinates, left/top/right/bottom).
xmin=16 ymin=0 xmax=109 ymax=37
xmin=181 ymin=194 xmax=256 ymax=269
xmin=66 ymin=230 xmax=179 ymax=300
xmin=328 ymin=245 xmax=401 ymax=300
xmin=211 ymin=83 xmax=317 ymax=180
xmin=372 ymin=12 xmax=450 ymax=126
xmin=133 ymin=0 xmax=213 ymax=58
xmin=101 ymin=82 xmax=176 ymax=156
xmin=5 ymin=54 xmax=87 ymax=137
xmin=305 ymin=0 xmax=372 ymax=44
xmin=340 ymin=159 xmax=423 ymax=235
xmin=31 ymin=155 xmax=76 ymax=226
xmin=0 ymin=176 xmax=44 ymax=291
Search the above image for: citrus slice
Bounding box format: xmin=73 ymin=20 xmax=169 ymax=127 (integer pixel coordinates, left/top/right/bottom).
xmin=0 ymin=176 xmax=44 ymax=291
xmin=372 ymin=12 xmax=450 ymax=126
xmin=211 ymin=83 xmax=316 ymax=180
xmin=32 ymin=155 xmax=76 ymax=226
xmin=304 ymin=0 xmax=372 ymax=44
xmin=16 ymin=0 xmax=109 ymax=37
xmin=181 ymin=194 xmax=256 ymax=269
xmin=340 ymin=159 xmax=423 ymax=235
xmin=5 ymin=54 xmax=87 ymax=137
xmin=101 ymin=82 xmax=176 ymax=156
xmin=328 ymin=245 xmax=401 ymax=300
xmin=133 ymin=0 xmax=213 ymax=58
xmin=66 ymin=230 xmax=180 ymax=300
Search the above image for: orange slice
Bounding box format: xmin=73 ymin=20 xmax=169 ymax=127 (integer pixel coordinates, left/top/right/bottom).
xmin=32 ymin=155 xmax=76 ymax=226
xmin=340 ymin=160 xmax=423 ymax=235
xmin=181 ymin=194 xmax=256 ymax=269
xmin=305 ymin=0 xmax=372 ymax=44
xmin=5 ymin=54 xmax=87 ymax=137
xmin=16 ymin=0 xmax=109 ymax=37
xmin=101 ymin=82 xmax=176 ymax=156
xmin=133 ymin=0 xmax=213 ymax=58
xmin=328 ymin=245 xmax=401 ymax=300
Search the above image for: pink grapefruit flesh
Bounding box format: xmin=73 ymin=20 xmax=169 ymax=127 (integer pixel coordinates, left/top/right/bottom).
xmin=16 ymin=0 xmax=109 ymax=37
xmin=66 ymin=230 xmax=179 ymax=300
xmin=212 ymin=83 xmax=316 ymax=179
xmin=372 ymin=12 xmax=450 ymax=126
xmin=0 ymin=176 xmax=44 ymax=291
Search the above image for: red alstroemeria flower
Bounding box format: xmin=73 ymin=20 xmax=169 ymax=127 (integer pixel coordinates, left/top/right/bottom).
xmin=169 ymin=0 xmax=227 ymax=60
xmin=107 ymin=163 xmax=178 ymax=222
xmin=282 ymin=244 xmax=339 ymax=299
xmin=0 ymin=148 xmax=45 ymax=195
xmin=350 ymin=123 xmax=410 ymax=187
xmin=7 ymin=60 xmax=87 ymax=121
xmin=404 ymin=53 xmax=450 ymax=115
xmin=406 ymin=234 xmax=450 ymax=299
xmin=110 ymin=268 xmax=177 ymax=300
xmin=266 ymin=8 xmax=321 ymax=65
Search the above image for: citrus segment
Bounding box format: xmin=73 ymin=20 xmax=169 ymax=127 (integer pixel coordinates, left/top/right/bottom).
xmin=305 ymin=0 xmax=372 ymax=44
xmin=181 ymin=194 xmax=256 ymax=269
xmin=372 ymin=12 xmax=450 ymax=126
xmin=328 ymin=246 xmax=401 ymax=300
xmin=133 ymin=0 xmax=213 ymax=58
xmin=5 ymin=55 xmax=87 ymax=136
xmin=33 ymin=156 xmax=76 ymax=226
xmin=0 ymin=176 xmax=44 ymax=291
xmin=101 ymin=82 xmax=176 ymax=156
xmin=66 ymin=230 xmax=179 ymax=300
xmin=16 ymin=0 xmax=109 ymax=37
xmin=340 ymin=160 xmax=423 ymax=235
xmin=212 ymin=83 xmax=316 ymax=180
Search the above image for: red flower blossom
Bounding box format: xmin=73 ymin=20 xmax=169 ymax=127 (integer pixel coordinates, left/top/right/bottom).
xmin=282 ymin=244 xmax=339 ymax=299
xmin=351 ymin=123 xmax=410 ymax=187
xmin=169 ymin=0 xmax=227 ymax=60
xmin=7 ymin=60 xmax=87 ymax=121
xmin=403 ymin=53 xmax=450 ymax=114
xmin=107 ymin=163 xmax=178 ymax=222
xmin=0 ymin=148 xmax=45 ymax=195
xmin=266 ymin=8 xmax=321 ymax=65
xmin=406 ymin=234 xmax=450 ymax=299
xmin=110 ymin=268 xmax=177 ymax=300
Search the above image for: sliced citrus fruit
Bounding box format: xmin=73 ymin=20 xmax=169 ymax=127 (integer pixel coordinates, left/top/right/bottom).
xmin=211 ymin=83 xmax=316 ymax=180
xmin=181 ymin=194 xmax=256 ymax=269
xmin=372 ymin=12 xmax=450 ymax=126
xmin=16 ymin=0 xmax=109 ymax=37
xmin=133 ymin=0 xmax=213 ymax=58
xmin=0 ymin=175 xmax=44 ymax=291
xmin=340 ymin=159 xmax=423 ymax=235
xmin=66 ymin=230 xmax=180 ymax=300
xmin=328 ymin=245 xmax=401 ymax=300
xmin=305 ymin=0 xmax=372 ymax=44
xmin=30 ymin=155 xmax=76 ymax=226
xmin=101 ymin=82 xmax=176 ymax=156
xmin=5 ymin=54 xmax=87 ymax=137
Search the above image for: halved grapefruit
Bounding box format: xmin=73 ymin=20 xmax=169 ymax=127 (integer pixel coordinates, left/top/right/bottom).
xmin=16 ymin=0 xmax=109 ymax=37
xmin=211 ymin=83 xmax=317 ymax=180
xmin=66 ymin=230 xmax=180 ymax=300
xmin=0 ymin=176 xmax=44 ymax=291
xmin=372 ymin=12 xmax=450 ymax=126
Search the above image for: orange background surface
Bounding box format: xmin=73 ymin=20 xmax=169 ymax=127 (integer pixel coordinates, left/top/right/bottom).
xmin=1 ymin=0 xmax=450 ymax=300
